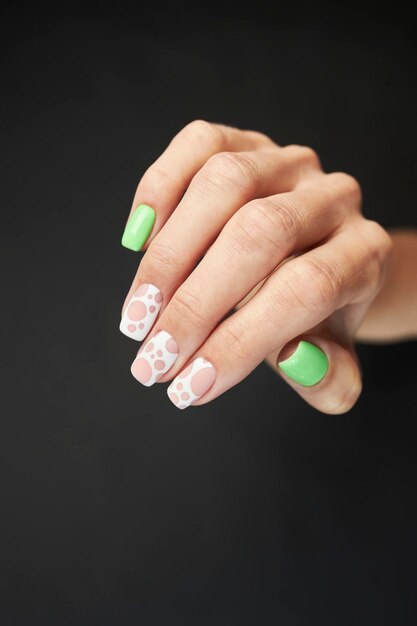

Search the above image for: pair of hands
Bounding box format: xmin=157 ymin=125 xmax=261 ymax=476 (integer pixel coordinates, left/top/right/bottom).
xmin=120 ymin=120 xmax=392 ymax=413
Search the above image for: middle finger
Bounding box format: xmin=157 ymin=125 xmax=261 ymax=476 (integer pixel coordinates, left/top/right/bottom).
xmin=130 ymin=173 xmax=354 ymax=385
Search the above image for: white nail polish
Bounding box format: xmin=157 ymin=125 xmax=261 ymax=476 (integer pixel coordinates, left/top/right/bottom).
xmin=120 ymin=283 xmax=162 ymax=341
xmin=167 ymin=357 xmax=216 ymax=409
xmin=131 ymin=331 xmax=179 ymax=387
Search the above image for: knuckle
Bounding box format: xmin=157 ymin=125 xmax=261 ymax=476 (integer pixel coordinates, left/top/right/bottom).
xmin=216 ymin=323 xmax=250 ymax=361
xmin=290 ymin=255 xmax=344 ymax=313
xmin=363 ymin=219 xmax=393 ymax=259
xmin=203 ymin=151 xmax=257 ymax=193
xmin=308 ymin=256 xmax=344 ymax=307
xmin=227 ymin=210 xmax=268 ymax=257
xmin=229 ymin=198 xmax=301 ymax=256
xmin=142 ymin=164 xmax=176 ymax=191
xmin=145 ymin=238 xmax=182 ymax=274
xmin=264 ymin=197 xmax=303 ymax=239
xmin=300 ymin=145 xmax=321 ymax=169
xmin=329 ymin=171 xmax=362 ymax=206
xmin=287 ymin=144 xmax=321 ymax=170
xmin=181 ymin=119 xmax=224 ymax=150
xmin=361 ymin=219 xmax=393 ymax=289
xmin=168 ymin=288 xmax=206 ymax=330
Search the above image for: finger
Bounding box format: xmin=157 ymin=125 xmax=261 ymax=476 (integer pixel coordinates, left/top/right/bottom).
xmin=168 ymin=332 xmax=362 ymax=414
xmin=121 ymin=145 xmax=321 ymax=339
xmin=266 ymin=331 xmax=362 ymax=414
xmin=124 ymin=172 xmax=351 ymax=367
xmin=121 ymin=120 xmax=273 ymax=252
xmin=162 ymin=219 xmax=387 ymax=408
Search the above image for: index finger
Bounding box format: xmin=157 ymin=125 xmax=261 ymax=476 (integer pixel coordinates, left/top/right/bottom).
xmin=121 ymin=120 xmax=274 ymax=251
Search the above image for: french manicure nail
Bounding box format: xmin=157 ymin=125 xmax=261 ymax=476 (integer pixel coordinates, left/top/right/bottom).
xmin=278 ymin=340 xmax=329 ymax=386
xmin=120 ymin=283 xmax=162 ymax=341
xmin=167 ymin=357 xmax=216 ymax=409
xmin=131 ymin=331 xmax=178 ymax=386
xmin=121 ymin=204 xmax=156 ymax=251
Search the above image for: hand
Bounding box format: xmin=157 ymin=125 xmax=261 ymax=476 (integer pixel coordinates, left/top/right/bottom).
xmin=120 ymin=120 xmax=392 ymax=413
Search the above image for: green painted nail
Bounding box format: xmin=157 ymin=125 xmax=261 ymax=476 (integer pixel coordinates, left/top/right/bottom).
xmin=278 ymin=340 xmax=329 ymax=386
xmin=121 ymin=204 xmax=156 ymax=251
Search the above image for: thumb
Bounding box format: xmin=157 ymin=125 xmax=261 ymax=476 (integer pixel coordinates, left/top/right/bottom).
xmin=269 ymin=329 xmax=362 ymax=415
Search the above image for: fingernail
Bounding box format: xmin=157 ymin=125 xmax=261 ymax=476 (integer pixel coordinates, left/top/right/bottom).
xmin=278 ymin=340 xmax=329 ymax=386
xmin=121 ymin=204 xmax=156 ymax=251
xmin=120 ymin=283 xmax=162 ymax=341
xmin=167 ymin=357 xmax=216 ymax=409
xmin=131 ymin=331 xmax=178 ymax=386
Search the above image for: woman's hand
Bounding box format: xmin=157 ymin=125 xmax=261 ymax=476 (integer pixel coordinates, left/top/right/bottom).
xmin=120 ymin=120 xmax=392 ymax=413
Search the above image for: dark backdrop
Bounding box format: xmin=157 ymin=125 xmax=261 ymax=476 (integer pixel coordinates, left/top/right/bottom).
xmin=1 ymin=5 xmax=417 ymax=625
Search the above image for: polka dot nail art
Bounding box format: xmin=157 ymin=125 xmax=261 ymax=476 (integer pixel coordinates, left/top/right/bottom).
xmin=167 ymin=357 xmax=216 ymax=409
xmin=120 ymin=283 xmax=163 ymax=341
xmin=131 ymin=331 xmax=179 ymax=386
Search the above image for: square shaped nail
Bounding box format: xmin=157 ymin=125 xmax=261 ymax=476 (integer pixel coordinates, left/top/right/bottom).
xmin=121 ymin=204 xmax=156 ymax=251
xmin=120 ymin=283 xmax=162 ymax=341
xmin=167 ymin=357 xmax=216 ymax=409
xmin=131 ymin=331 xmax=179 ymax=386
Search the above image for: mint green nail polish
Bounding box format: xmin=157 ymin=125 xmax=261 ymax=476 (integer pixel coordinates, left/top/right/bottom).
xmin=278 ymin=340 xmax=329 ymax=386
xmin=121 ymin=204 xmax=156 ymax=251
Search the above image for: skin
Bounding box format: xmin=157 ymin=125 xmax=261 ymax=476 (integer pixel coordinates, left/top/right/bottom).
xmin=355 ymin=229 xmax=417 ymax=342
xmin=121 ymin=120 xmax=414 ymax=414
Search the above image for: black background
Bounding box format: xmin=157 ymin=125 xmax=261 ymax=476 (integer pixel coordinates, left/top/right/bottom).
xmin=1 ymin=5 xmax=417 ymax=625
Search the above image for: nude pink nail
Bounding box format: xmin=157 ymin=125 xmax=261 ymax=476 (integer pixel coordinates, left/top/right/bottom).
xmin=131 ymin=331 xmax=179 ymax=386
xmin=167 ymin=357 xmax=216 ymax=409
xmin=120 ymin=283 xmax=162 ymax=341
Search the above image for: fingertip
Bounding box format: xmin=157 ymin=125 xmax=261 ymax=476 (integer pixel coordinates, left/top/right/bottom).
xmin=275 ymin=335 xmax=362 ymax=415
xmin=321 ymin=367 xmax=363 ymax=415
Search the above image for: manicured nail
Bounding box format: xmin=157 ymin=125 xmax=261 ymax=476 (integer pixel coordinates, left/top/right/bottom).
xmin=167 ymin=357 xmax=216 ymax=409
xmin=120 ymin=283 xmax=162 ymax=341
xmin=278 ymin=340 xmax=329 ymax=386
xmin=131 ymin=331 xmax=178 ymax=386
xmin=121 ymin=204 xmax=156 ymax=251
